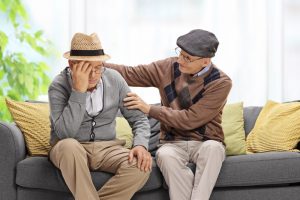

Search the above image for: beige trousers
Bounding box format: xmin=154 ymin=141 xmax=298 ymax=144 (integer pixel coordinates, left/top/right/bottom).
xmin=49 ymin=138 xmax=150 ymax=200
xmin=156 ymin=140 xmax=225 ymax=200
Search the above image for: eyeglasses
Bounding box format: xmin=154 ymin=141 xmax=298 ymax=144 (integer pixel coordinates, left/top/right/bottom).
xmin=70 ymin=61 xmax=104 ymax=74
xmin=175 ymin=47 xmax=203 ymax=63
xmin=90 ymin=67 xmax=104 ymax=74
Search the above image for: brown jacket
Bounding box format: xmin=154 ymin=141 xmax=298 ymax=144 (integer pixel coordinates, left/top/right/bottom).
xmin=105 ymin=57 xmax=232 ymax=144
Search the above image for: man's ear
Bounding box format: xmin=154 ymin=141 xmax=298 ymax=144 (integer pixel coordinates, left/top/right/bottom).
xmin=68 ymin=60 xmax=73 ymax=69
xmin=203 ymin=58 xmax=211 ymax=66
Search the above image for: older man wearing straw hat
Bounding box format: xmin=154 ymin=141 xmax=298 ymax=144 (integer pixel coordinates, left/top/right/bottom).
xmin=48 ymin=33 xmax=152 ymax=200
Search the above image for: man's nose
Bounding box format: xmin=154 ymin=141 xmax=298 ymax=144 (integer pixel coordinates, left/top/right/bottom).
xmin=177 ymin=56 xmax=184 ymax=65
xmin=89 ymin=70 xmax=97 ymax=77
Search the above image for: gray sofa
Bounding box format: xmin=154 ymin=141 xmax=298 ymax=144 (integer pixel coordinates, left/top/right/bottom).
xmin=1 ymin=106 xmax=300 ymax=200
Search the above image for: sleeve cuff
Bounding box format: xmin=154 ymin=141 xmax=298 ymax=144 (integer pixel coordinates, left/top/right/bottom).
xmin=133 ymin=141 xmax=149 ymax=151
xmin=149 ymin=105 xmax=161 ymax=119
xmin=69 ymin=90 xmax=86 ymax=104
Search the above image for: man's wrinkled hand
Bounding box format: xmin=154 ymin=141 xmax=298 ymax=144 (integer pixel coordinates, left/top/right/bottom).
xmin=71 ymin=61 xmax=92 ymax=93
xmin=128 ymin=145 xmax=152 ymax=172
xmin=123 ymin=92 xmax=151 ymax=114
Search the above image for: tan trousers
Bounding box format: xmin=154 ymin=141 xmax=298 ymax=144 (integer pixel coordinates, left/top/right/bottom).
xmin=156 ymin=140 xmax=225 ymax=200
xmin=49 ymin=138 xmax=150 ymax=200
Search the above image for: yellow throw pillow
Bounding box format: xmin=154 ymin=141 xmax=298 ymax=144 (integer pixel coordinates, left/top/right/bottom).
xmin=5 ymin=98 xmax=51 ymax=156
xmin=247 ymin=100 xmax=300 ymax=153
xmin=115 ymin=117 xmax=133 ymax=149
xmin=222 ymin=102 xmax=246 ymax=156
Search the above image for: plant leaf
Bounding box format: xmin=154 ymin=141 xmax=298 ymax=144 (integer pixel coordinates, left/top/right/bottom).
xmin=0 ymin=31 xmax=8 ymax=51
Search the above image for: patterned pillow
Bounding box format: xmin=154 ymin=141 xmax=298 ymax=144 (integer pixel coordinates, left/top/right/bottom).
xmin=5 ymin=98 xmax=51 ymax=156
xmin=247 ymin=100 xmax=300 ymax=153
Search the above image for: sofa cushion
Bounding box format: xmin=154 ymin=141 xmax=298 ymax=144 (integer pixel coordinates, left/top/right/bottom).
xmin=162 ymin=151 xmax=300 ymax=189
xmin=178 ymin=152 xmax=300 ymax=188
xmin=115 ymin=117 xmax=133 ymax=148
xmin=222 ymin=102 xmax=246 ymax=156
xmin=16 ymin=157 xmax=162 ymax=193
xmin=247 ymin=100 xmax=300 ymax=153
xmin=5 ymin=98 xmax=51 ymax=156
xmin=215 ymin=152 xmax=300 ymax=187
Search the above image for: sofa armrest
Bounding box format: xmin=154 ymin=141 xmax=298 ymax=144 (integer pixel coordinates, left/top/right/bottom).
xmin=0 ymin=121 xmax=26 ymax=200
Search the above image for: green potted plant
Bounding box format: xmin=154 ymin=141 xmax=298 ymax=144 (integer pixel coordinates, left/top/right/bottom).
xmin=0 ymin=0 xmax=53 ymax=121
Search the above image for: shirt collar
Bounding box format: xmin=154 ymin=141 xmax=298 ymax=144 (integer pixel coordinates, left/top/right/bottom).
xmin=87 ymin=80 xmax=102 ymax=93
xmin=193 ymin=63 xmax=212 ymax=77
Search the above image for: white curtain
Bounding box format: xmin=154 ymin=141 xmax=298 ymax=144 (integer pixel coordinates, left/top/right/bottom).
xmin=25 ymin=0 xmax=300 ymax=105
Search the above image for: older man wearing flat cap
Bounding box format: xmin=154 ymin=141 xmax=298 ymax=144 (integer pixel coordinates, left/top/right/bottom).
xmin=48 ymin=33 xmax=152 ymax=200
xmin=105 ymin=29 xmax=232 ymax=200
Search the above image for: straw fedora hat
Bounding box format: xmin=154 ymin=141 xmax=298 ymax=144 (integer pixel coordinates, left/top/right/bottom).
xmin=63 ymin=33 xmax=110 ymax=61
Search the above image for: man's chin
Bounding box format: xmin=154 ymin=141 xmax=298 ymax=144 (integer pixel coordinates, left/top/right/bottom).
xmin=179 ymin=66 xmax=189 ymax=74
xmin=88 ymin=84 xmax=97 ymax=90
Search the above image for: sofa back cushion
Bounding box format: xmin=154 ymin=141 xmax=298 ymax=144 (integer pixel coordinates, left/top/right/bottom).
xmin=148 ymin=116 xmax=160 ymax=156
xmin=5 ymin=99 xmax=144 ymax=155
xmin=243 ymin=106 xmax=262 ymax=136
xmin=5 ymin=98 xmax=266 ymax=156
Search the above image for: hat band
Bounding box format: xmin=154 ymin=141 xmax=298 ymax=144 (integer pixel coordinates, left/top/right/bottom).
xmin=70 ymin=49 xmax=105 ymax=56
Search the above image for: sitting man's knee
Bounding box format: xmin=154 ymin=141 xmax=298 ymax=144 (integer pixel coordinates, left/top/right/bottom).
xmin=120 ymin=159 xmax=151 ymax=177
xmin=50 ymin=138 xmax=85 ymax=165
xmin=55 ymin=138 xmax=82 ymax=153
xmin=201 ymin=140 xmax=225 ymax=154
xmin=156 ymin=146 xmax=177 ymax=163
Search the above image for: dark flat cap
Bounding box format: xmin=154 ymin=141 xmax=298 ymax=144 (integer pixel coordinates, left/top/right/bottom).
xmin=176 ymin=29 xmax=219 ymax=58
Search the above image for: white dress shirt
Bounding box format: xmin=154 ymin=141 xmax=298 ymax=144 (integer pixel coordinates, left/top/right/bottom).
xmin=86 ymin=80 xmax=103 ymax=116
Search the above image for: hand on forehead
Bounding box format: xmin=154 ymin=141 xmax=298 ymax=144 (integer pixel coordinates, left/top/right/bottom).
xmin=69 ymin=60 xmax=103 ymax=66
